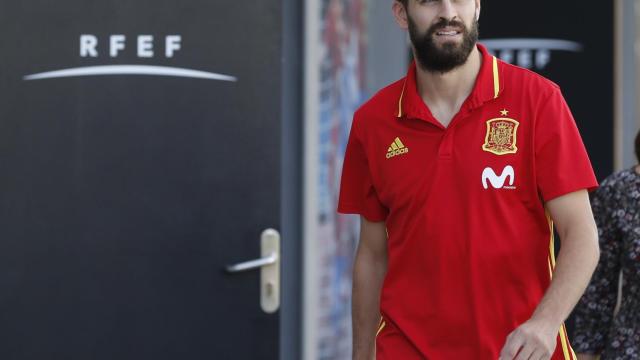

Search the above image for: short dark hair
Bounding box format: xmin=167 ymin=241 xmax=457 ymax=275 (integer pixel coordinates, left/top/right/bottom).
xmin=398 ymin=0 xmax=408 ymax=7
xmin=635 ymin=129 xmax=640 ymax=163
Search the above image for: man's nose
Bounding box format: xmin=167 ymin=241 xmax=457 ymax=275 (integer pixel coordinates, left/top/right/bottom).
xmin=438 ymin=0 xmax=459 ymax=22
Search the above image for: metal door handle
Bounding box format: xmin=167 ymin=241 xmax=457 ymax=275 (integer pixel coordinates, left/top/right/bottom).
xmin=224 ymin=228 xmax=281 ymax=313
xmin=226 ymin=252 xmax=278 ymax=273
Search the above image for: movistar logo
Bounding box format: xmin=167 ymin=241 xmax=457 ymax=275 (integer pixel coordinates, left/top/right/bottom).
xmin=482 ymin=165 xmax=516 ymax=190
xmin=386 ymin=137 xmax=409 ymax=159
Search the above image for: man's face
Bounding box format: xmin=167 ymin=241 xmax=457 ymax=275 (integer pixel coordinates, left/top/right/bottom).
xmin=406 ymin=0 xmax=479 ymax=73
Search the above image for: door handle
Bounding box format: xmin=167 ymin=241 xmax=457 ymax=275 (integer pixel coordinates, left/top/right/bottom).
xmin=224 ymin=228 xmax=280 ymax=313
xmin=225 ymin=252 xmax=278 ymax=273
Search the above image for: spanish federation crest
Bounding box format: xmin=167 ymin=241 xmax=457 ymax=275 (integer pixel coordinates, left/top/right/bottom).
xmin=482 ymin=118 xmax=520 ymax=155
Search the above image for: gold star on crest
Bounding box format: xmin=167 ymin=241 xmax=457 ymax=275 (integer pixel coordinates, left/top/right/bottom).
xmin=500 ymin=109 xmax=509 ymax=116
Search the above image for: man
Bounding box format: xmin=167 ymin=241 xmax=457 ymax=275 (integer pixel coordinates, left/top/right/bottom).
xmin=337 ymin=0 xmax=601 ymax=359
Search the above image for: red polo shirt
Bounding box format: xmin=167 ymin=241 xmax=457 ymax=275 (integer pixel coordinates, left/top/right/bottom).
xmin=338 ymin=44 xmax=597 ymax=360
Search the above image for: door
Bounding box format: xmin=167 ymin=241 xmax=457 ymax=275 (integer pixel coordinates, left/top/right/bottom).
xmin=0 ymin=1 xmax=282 ymax=359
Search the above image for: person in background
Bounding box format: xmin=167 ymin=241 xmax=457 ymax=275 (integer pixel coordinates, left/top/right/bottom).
xmin=574 ymin=130 xmax=640 ymax=360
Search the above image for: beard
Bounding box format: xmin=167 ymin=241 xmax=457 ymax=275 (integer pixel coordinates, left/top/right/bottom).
xmin=408 ymin=16 xmax=479 ymax=74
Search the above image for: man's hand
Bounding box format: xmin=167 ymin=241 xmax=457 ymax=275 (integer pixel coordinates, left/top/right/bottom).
xmin=499 ymin=318 xmax=558 ymax=360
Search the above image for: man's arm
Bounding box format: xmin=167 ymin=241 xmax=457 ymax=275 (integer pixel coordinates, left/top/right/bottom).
xmin=500 ymin=190 xmax=600 ymax=360
xmin=352 ymin=216 xmax=388 ymax=360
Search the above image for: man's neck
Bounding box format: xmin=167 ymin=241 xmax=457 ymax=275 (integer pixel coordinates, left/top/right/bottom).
xmin=414 ymin=46 xmax=482 ymax=126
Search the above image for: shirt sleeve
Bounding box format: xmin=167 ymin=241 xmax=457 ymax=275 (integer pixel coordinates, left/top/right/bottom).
xmin=534 ymin=87 xmax=598 ymax=202
xmin=337 ymin=114 xmax=388 ymax=222
xmin=571 ymin=179 xmax=622 ymax=354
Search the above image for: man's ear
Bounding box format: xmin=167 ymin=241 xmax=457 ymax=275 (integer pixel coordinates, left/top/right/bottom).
xmin=475 ymin=1 xmax=481 ymax=21
xmin=392 ymin=1 xmax=409 ymax=30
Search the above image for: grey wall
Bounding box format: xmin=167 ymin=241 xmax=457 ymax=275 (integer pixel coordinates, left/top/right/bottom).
xmin=619 ymin=0 xmax=640 ymax=169
xmin=366 ymin=1 xmax=408 ymax=96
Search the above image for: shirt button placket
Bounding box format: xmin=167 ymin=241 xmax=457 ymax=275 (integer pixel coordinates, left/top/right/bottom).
xmin=438 ymin=129 xmax=455 ymax=159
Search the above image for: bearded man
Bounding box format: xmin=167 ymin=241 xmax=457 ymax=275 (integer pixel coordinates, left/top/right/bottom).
xmin=337 ymin=1 xmax=601 ymax=359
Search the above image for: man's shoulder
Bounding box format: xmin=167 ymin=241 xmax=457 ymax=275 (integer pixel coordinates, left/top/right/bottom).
xmin=499 ymin=59 xmax=560 ymax=97
xmin=354 ymin=77 xmax=405 ymax=122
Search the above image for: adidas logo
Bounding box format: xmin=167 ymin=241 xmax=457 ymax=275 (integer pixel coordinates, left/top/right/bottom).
xmin=386 ymin=137 xmax=409 ymax=159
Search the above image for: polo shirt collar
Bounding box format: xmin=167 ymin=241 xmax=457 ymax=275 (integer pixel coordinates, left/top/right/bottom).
xmin=396 ymin=43 xmax=504 ymax=120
